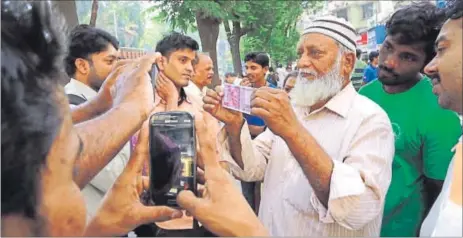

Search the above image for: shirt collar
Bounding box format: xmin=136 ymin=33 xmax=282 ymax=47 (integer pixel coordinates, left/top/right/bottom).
xmin=295 ymin=83 xmax=357 ymax=119
xmin=185 ymin=81 xmax=207 ymax=97
xmin=323 ymin=83 xmax=357 ymax=118
xmin=66 ymin=78 xmax=98 ymax=99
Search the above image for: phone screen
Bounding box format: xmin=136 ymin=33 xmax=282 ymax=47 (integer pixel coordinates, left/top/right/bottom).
xmin=149 ymin=112 xmax=196 ymax=207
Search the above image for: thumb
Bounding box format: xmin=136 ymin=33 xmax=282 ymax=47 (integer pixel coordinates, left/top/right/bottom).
xmin=137 ymin=205 xmax=183 ymax=225
xmin=177 ymin=190 xmax=208 ymax=217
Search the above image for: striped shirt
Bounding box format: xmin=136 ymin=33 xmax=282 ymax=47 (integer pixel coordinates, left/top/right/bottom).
xmin=219 ymin=84 xmax=395 ymax=236
xmin=351 ymin=60 xmax=367 ymax=91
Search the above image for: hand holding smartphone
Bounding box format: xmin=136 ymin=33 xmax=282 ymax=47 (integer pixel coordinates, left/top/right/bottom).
xmin=149 ymin=111 xmax=197 ymax=208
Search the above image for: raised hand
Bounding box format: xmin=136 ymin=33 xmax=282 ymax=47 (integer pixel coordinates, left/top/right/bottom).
xmin=110 ymin=53 xmax=162 ymax=121
xmin=202 ymin=86 xmax=243 ymax=128
xmin=177 ymin=111 xmax=268 ymax=237
xmin=84 ymin=120 xmax=183 ymax=237
xmin=155 ymin=71 xmax=179 ymax=104
xmin=250 ymin=87 xmax=300 ymax=138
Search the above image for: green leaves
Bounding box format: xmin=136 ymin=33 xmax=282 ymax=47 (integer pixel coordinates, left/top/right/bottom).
xmin=242 ymin=0 xmax=323 ymax=66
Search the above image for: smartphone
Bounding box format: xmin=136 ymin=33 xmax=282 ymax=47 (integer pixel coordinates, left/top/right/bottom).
xmin=149 ymin=111 xmax=197 ymax=208
xmin=150 ymin=64 xmax=158 ymax=86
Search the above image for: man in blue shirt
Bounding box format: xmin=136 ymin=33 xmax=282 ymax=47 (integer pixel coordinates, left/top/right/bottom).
xmin=239 ymin=52 xmax=271 ymax=213
xmin=363 ymin=51 xmax=379 ymax=84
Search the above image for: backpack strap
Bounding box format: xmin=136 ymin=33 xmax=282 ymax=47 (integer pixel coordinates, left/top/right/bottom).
xmin=67 ymin=94 xmax=87 ymax=106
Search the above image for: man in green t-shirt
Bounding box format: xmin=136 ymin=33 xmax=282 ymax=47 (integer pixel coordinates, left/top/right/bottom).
xmin=359 ymin=2 xmax=462 ymax=237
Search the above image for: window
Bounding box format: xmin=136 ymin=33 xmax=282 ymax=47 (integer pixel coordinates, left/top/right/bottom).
xmin=336 ymin=8 xmax=348 ymax=21
xmin=362 ymin=3 xmax=374 ymax=20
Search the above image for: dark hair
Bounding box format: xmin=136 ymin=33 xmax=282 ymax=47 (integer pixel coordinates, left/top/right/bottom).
xmin=369 ymin=51 xmax=379 ymax=62
xmin=1 ymin=0 xmax=66 ymax=221
xmin=356 ymin=49 xmax=362 ymax=59
xmin=155 ymin=32 xmax=199 ymax=59
xmin=385 ymin=2 xmax=446 ymax=64
xmin=225 ymin=72 xmax=237 ymax=78
xmin=65 ymin=24 xmax=119 ymax=77
xmin=446 ymin=0 xmax=463 ymax=20
xmin=244 ymin=52 xmax=269 ymax=68
xmin=283 ymin=71 xmax=299 ymax=87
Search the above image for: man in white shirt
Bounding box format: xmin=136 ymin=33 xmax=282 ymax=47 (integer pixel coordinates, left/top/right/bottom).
xmin=421 ymin=1 xmax=462 ymax=236
xmin=224 ymin=72 xmax=242 ymax=85
xmin=184 ymin=52 xmax=213 ymax=104
xmin=64 ymin=24 xmax=130 ymax=219
xmin=202 ymin=16 xmax=395 ymax=236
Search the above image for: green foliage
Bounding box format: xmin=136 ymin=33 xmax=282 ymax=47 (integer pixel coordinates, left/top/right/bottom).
xmin=242 ymin=0 xmax=324 ymax=66
xmin=148 ymin=0 xmax=227 ymax=33
xmin=147 ymin=0 xmax=322 ymax=71
xmin=75 ymin=1 xmax=149 ymax=49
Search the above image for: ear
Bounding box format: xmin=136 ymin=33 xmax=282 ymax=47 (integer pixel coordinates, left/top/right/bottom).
xmin=263 ymin=66 xmax=269 ymax=74
xmin=157 ymin=56 xmax=167 ymax=71
xmin=75 ymin=58 xmax=90 ymax=75
xmin=342 ymin=52 xmax=355 ymax=78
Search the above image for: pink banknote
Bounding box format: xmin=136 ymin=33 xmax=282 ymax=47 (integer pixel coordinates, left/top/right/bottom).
xmin=222 ymin=83 xmax=255 ymax=114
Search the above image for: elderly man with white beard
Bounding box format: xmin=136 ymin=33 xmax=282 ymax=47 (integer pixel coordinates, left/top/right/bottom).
xmin=202 ymin=16 xmax=395 ymax=236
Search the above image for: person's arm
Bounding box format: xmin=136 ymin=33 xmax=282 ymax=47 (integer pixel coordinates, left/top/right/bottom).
xmin=73 ymin=104 xmax=144 ymax=188
xmin=71 ymin=97 xmax=109 ymax=124
xmin=88 ymin=144 xmax=130 ymax=193
xmin=71 ymin=59 xmax=136 ymax=124
xmin=422 ymin=109 xmax=462 ymax=207
xmin=177 ymin=112 xmax=269 ymax=237
xmin=219 ymin=119 xmax=273 ymax=182
xmin=282 ymin=113 xmax=395 ymax=230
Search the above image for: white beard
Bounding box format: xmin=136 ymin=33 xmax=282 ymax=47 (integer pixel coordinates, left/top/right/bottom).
xmin=291 ymin=54 xmax=344 ymax=108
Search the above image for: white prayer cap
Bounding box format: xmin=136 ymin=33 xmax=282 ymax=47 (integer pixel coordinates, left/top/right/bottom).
xmin=302 ymin=16 xmax=358 ymax=52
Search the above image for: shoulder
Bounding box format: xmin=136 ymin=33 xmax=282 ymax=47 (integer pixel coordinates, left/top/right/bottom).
xmin=358 ymin=79 xmax=380 ymax=95
xmin=64 ymin=80 xmax=79 ymax=95
xmin=350 ymin=92 xmax=391 ymax=127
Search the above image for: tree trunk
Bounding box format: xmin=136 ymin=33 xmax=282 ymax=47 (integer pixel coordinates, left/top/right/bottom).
xmin=89 ymin=0 xmax=99 ymax=27
xmin=195 ymin=11 xmax=221 ymax=88
xmin=224 ymin=20 xmax=243 ymax=76
xmin=53 ymin=0 xmax=79 ymax=29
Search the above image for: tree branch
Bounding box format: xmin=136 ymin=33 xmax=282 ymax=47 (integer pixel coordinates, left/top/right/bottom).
xmin=240 ymin=24 xmax=255 ymax=37
xmin=224 ymin=20 xmax=233 ymax=42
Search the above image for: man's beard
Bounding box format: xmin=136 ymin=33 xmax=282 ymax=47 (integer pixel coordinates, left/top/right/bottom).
xmin=291 ymin=53 xmax=344 ymax=107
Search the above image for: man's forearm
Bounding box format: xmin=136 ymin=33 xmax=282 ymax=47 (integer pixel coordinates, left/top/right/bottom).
xmin=225 ymin=118 xmax=246 ymax=169
xmin=283 ymin=123 xmax=334 ymax=207
xmin=71 ymin=98 xmax=108 ymax=124
xmin=74 ymin=104 xmax=143 ymax=188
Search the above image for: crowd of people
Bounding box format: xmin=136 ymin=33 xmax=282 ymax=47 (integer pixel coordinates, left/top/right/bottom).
xmin=1 ymin=0 xmax=462 ymax=237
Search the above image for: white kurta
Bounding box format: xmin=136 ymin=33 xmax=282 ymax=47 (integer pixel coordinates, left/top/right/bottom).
xmin=219 ymin=84 xmax=395 ymax=236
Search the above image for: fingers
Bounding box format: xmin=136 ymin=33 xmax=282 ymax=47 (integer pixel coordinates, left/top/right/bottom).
xmin=252 ymin=88 xmax=276 ymax=101
xmin=205 ymin=88 xmax=222 ymax=103
xmin=214 ymin=85 xmax=224 ymax=97
xmin=137 ymin=205 xmax=183 ymax=225
xmin=251 ymin=97 xmax=273 ymax=110
xmin=197 ymin=167 xmax=206 ymax=184
xmin=251 ymin=107 xmax=271 ymax=119
xmin=203 ymin=89 xmax=222 ymax=114
xmin=114 ymin=59 xmax=134 ymax=70
xmin=127 ymin=120 xmax=150 ymax=174
xmin=177 ymin=190 xmax=207 ymax=217
xmin=142 ymin=176 xmax=150 ymax=193
xmin=137 ymin=53 xmax=162 ymax=73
